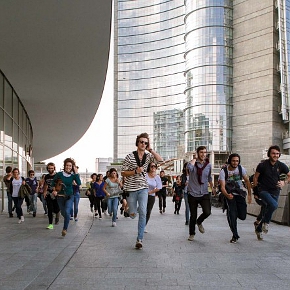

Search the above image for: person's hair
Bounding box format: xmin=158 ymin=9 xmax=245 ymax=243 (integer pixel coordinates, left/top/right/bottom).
xmin=90 ymin=173 xmax=97 ymax=179
xmin=5 ymin=166 xmax=12 ymax=174
xmin=182 ymin=162 xmax=188 ymax=174
xmin=267 ymin=145 xmax=281 ymax=157
xmin=227 ymin=153 xmax=240 ymax=164
xmin=109 ymin=168 xmax=117 ymax=175
xmin=63 ymin=158 xmax=76 ymax=171
xmin=196 ymin=146 xmax=207 ymax=154
xmin=28 ymin=170 xmax=34 ymax=176
xmin=96 ymin=174 xmax=103 ymax=181
xmin=46 ymin=162 xmax=55 ymax=171
xmin=12 ymin=168 xmax=20 ymax=174
xmin=160 ymin=170 xmax=165 ymax=174
xmin=135 ymin=132 xmax=149 ymax=146
xmin=147 ymin=162 xmax=157 ymax=172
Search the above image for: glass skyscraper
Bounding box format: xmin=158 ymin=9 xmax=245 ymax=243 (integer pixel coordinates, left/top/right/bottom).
xmin=114 ymin=0 xmax=185 ymax=161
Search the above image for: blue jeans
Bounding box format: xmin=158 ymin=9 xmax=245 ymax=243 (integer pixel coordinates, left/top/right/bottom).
xmin=70 ymin=192 xmax=80 ymax=218
xmin=57 ymin=195 xmax=74 ymax=230
xmin=39 ymin=194 xmax=48 ymax=214
xmin=127 ymin=188 xmax=148 ymax=241
xmin=107 ymin=197 xmax=119 ymax=222
xmin=183 ymin=191 xmax=190 ymax=223
xmin=29 ymin=193 xmax=38 ymax=213
xmin=256 ymin=191 xmax=279 ymax=232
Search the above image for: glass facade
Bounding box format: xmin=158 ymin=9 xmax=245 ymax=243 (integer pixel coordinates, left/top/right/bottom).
xmin=0 ymin=70 xmax=33 ymax=187
xmin=184 ymin=0 xmax=233 ymax=152
xmin=114 ymin=0 xmax=185 ymax=161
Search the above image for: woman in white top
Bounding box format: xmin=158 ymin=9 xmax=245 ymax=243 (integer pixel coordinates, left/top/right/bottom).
xmin=10 ymin=168 xmax=26 ymax=223
xmin=145 ymin=162 xmax=162 ymax=228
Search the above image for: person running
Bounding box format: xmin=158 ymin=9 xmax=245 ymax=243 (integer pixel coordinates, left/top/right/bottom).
xmin=25 ymin=170 xmax=39 ymax=217
xmin=86 ymin=173 xmax=97 ymax=214
xmin=121 ymin=132 xmax=163 ymax=249
xmin=3 ymin=166 xmax=14 ymax=217
xmin=9 ymin=168 xmax=26 ymax=223
xmin=43 ymin=163 xmax=60 ymax=230
xmin=70 ymin=180 xmax=80 ymax=221
xmin=103 ymin=168 xmax=122 ymax=227
xmin=93 ymin=174 xmax=105 ymax=219
xmin=51 ymin=158 xmax=81 ymax=237
xmin=253 ymin=145 xmax=290 ymax=240
xmin=187 ymin=146 xmax=215 ymax=241
xmin=219 ymin=153 xmax=252 ymax=243
xmin=38 ymin=174 xmax=48 ymax=215
xmin=181 ymin=163 xmax=190 ymax=225
xmin=172 ymin=175 xmax=183 ymax=215
xmin=158 ymin=170 xmax=168 ymax=214
xmin=145 ymin=162 xmax=162 ymax=231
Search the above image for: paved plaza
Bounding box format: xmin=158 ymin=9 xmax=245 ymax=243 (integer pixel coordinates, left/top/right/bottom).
xmin=0 ymin=197 xmax=290 ymax=290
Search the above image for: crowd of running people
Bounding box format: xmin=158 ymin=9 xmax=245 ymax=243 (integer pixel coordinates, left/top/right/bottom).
xmin=3 ymin=132 xmax=290 ymax=248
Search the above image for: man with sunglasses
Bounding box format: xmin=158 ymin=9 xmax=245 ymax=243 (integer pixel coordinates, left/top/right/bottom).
xmin=25 ymin=170 xmax=39 ymax=217
xmin=121 ymin=132 xmax=163 ymax=249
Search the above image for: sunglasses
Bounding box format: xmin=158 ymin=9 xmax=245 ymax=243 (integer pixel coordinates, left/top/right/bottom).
xmin=150 ymin=165 xmax=157 ymax=168
xmin=139 ymin=140 xmax=148 ymax=145
xmin=30 ymin=174 xmax=35 ymax=176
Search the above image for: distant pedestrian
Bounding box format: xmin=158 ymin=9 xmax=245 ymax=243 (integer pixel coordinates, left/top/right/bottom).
xmin=187 ymin=146 xmax=215 ymax=241
xmin=158 ymin=170 xmax=168 ymax=214
xmin=93 ymin=174 xmax=105 ymax=219
xmin=25 ymin=170 xmax=39 ymax=217
xmin=181 ymin=163 xmax=190 ymax=225
xmin=253 ymin=145 xmax=290 ymax=240
xmin=38 ymin=174 xmax=48 ymax=215
xmin=3 ymin=166 xmax=14 ymax=217
xmin=86 ymin=173 xmax=97 ymax=214
xmin=172 ymin=175 xmax=183 ymax=215
xmin=70 ymin=180 xmax=80 ymax=221
xmin=103 ymin=168 xmax=122 ymax=227
xmin=121 ymin=132 xmax=163 ymax=249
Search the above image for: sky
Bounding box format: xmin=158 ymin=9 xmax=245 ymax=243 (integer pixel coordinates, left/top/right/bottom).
xmin=43 ymin=46 xmax=114 ymax=172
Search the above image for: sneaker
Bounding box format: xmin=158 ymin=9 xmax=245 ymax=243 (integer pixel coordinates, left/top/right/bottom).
xmin=188 ymin=235 xmax=195 ymax=241
xmin=18 ymin=219 xmax=22 ymax=224
xmin=230 ymin=237 xmax=237 ymax=244
xmin=112 ymin=222 xmax=116 ymax=227
xmin=21 ymin=216 xmax=24 ymax=222
xmin=9 ymin=213 xmax=13 ymax=218
xmin=185 ymin=221 xmax=189 ymax=225
xmin=144 ymin=228 xmax=148 ymax=233
xmin=70 ymin=216 xmax=73 ymax=220
xmin=33 ymin=212 xmax=36 ymax=217
xmin=47 ymin=224 xmax=54 ymax=230
xmin=99 ymin=216 xmax=102 ymax=220
xmin=255 ymin=231 xmax=263 ymax=241
xmin=163 ymin=208 xmax=165 ymax=213
xmin=135 ymin=240 xmax=143 ymax=249
xmin=74 ymin=218 xmax=78 ymax=222
xmin=197 ymin=223 xmax=205 ymax=234
xmin=94 ymin=212 xmax=98 ymax=217
xmin=159 ymin=210 xmax=162 ymax=214
xmin=262 ymin=223 xmax=269 ymax=234
xmin=61 ymin=229 xmax=67 ymax=237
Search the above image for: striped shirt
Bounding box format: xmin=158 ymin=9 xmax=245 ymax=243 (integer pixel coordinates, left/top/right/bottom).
xmin=121 ymin=152 xmax=154 ymax=192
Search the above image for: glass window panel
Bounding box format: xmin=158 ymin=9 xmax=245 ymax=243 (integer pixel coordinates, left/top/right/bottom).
xmin=0 ymin=74 xmax=3 ymax=108
xmin=4 ymin=113 xmax=12 ymax=148
xmin=4 ymin=80 xmax=13 ymax=117
xmin=13 ymin=123 xmax=18 ymax=151
xmin=13 ymin=93 xmax=19 ymax=124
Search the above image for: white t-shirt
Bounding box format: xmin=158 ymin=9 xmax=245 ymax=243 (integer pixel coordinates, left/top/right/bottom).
xmin=12 ymin=178 xmax=23 ymax=197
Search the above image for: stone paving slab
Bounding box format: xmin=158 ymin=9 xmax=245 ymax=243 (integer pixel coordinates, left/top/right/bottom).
xmin=0 ymin=197 xmax=290 ymax=290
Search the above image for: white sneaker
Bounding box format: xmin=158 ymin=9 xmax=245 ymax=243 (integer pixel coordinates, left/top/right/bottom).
xmin=21 ymin=216 xmax=24 ymax=222
xmin=262 ymin=223 xmax=269 ymax=234
xmin=144 ymin=227 xmax=148 ymax=233
xmin=188 ymin=235 xmax=195 ymax=241
xmin=18 ymin=219 xmax=22 ymax=224
xmin=135 ymin=239 xmax=143 ymax=249
xmin=112 ymin=222 xmax=116 ymax=227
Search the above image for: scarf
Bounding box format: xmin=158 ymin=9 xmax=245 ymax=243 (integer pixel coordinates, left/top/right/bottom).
xmin=195 ymin=160 xmax=209 ymax=185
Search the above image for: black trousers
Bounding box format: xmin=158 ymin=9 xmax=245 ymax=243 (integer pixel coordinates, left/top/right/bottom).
xmin=158 ymin=191 xmax=166 ymax=210
xmin=188 ymin=193 xmax=211 ymax=235
xmin=225 ymin=194 xmax=247 ymax=239
xmin=46 ymin=194 xmax=60 ymax=224
xmin=146 ymin=195 xmax=156 ymax=225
